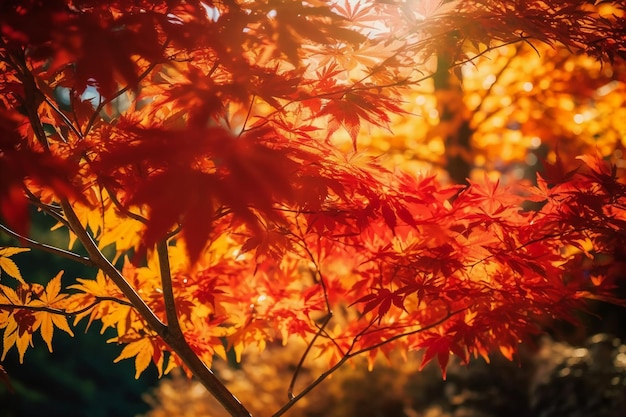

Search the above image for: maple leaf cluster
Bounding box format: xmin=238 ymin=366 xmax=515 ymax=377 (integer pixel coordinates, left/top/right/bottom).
xmin=1 ymin=0 xmax=626 ymax=411
xmin=0 ymin=269 xmax=74 ymax=363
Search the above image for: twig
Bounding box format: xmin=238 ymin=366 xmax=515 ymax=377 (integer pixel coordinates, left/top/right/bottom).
xmin=105 ymin=185 xmax=149 ymax=224
xmin=0 ymin=296 xmax=134 ymax=317
xmin=287 ymin=312 xmax=331 ymax=400
xmin=24 ymin=188 xmax=71 ymax=229
xmin=239 ymin=94 xmax=257 ymax=137
xmin=42 ymin=95 xmax=84 ymax=141
xmin=83 ymin=41 xmax=170 ymax=136
xmin=350 ymin=308 xmax=466 ymax=356
xmin=0 ymin=223 xmax=93 ymax=266
xmin=271 ymin=309 xmax=462 ymax=417
xmin=469 ymin=229 xmax=578 ymax=269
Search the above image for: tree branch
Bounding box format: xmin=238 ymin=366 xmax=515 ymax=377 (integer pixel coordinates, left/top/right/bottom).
xmin=0 ymin=223 xmax=93 ymax=266
xmin=155 ymin=239 xmax=253 ymax=417
xmin=42 ymin=95 xmax=84 ymax=141
xmin=155 ymin=240 xmax=181 ymax=334
xmin=0 ymin=296 xmax=134 ymax=317
xmin=287 ymin=312 xmax=331 ymax=400
xmin=272 ymin=309 xmax=463 ymax=417
xmin=59 ymin=199 xmax=250 ymax=416
xmin=83 ymin=41 xmax=170 ymax=137
xmin=284 ymin=222 xmax=342 ymax=399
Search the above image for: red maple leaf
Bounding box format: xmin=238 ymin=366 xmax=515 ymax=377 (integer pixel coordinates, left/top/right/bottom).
xmin=0 ymin=109 xmax=83 ymax=236
xmin=93 ymin=123 xmax=318 ymax=263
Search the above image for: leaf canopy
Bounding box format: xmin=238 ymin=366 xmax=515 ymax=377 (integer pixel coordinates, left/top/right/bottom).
xmin=0 ymin=0 xmax=625 ymax=396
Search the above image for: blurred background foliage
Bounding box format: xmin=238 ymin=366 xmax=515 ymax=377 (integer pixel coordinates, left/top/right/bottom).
xmin=142 ymin=333 xmax=626 ymax=417
xmin=344 ymin=41 xmax=626 ymax=185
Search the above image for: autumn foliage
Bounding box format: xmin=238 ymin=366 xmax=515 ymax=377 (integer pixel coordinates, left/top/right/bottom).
xmin=1 ymin=1 xmax=626 ymax=416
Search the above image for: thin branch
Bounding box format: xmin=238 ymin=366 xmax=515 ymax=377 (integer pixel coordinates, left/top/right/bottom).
xmin=207 ymin=58 xmax=221 ymax=78
xmin=84 ymin=42 xmax=169 ymax=136
xmin=70 ymin=88 xmax=89 ymax=137
xmin=272 ymin=354 xmax=350 ymax=417
xmin=24 ymin=188 xmax=71 ymax=229
xmin=23 ymin=188 xmax=63 ymax=215
xmin=244 ymin=75 xmax=418 ymax=134
xmin=4 ymin=48 xmax=49 ymax=150
xmin=239 ymin=94 xmax=257 ymax=137
xmin=105 ymin=185 xmax=149 ymax=224
xmin=0 ymin=296 xmax=134 ymax=317
xmin=292 ymin=224 xmax=343 ymax=356
xmin=155 ymin=240 xmax=181 ymax=334
xmin=76 ymin=150 xmax=149 ymax=225
xmin=350 ymin=308 xmax=466 ymax=357
xmin=165 ymin=224 xmax=183 ymax=239
xmin=42 ymin=95 xmax=84 ymax=140
xmin=469 ymin=229 xmax=580 ymax=269
xmin=452 ymin=36 xmax=533 ymax=68
xmin=264 ymin=219 xmax=345 ymax=401
xmin=287 ymin=312 xmax=331 ymax=400
xmin=0 ymin=223 xmax=93 ymax=266
xmin=272 ymin=309 xmax=462 ymax=417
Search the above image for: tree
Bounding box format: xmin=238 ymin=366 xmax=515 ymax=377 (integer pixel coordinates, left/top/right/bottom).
xmin=1 ymin=1 xmax=625 ymax=416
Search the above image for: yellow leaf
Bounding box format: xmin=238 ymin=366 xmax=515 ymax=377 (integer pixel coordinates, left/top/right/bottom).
xmin=0 ymin=247 xmax=30 ymax=257
xmin=114 ymin=338 xmax=154 ymax=379
xmin=134 ymin=342 xmax=153 ymax=379
xmin=51 ymin=314 xmax=74 ymax=337
xmin=69 ymin=271 xmax=112 ymax=297
xmin=15 ymin=330 xmax=32 ymax=363
xmin=0 ymin=257 xmax=25 ymax=284
xmin=32 ymin=310 xmax=74 ymax=353
xmin=1 ymin=319 xmax=32 ymax=363
xmin=213 ymin=343 xmax=227 ymax=361
xmin=39 ymin=312 xmax=54 ymax=352
xmin=0 ymin=285 xmax=20 ymax=305
xmin=114 ymin=338 xmax=145 ymax=362
xmin=24 ymin=272 xmax=75 ymax=352
xmin=100 ymin=304 xmax=132 ymax=335
xmin=1 ymin=320 xmax=18 ymax=360
xmin=233 ymin=340 xmax=244 ymax=363
xmin=41 ymin=271 xmax=65 ymax=305
xmin=163 ymin=354 xmax=177 ymax=376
